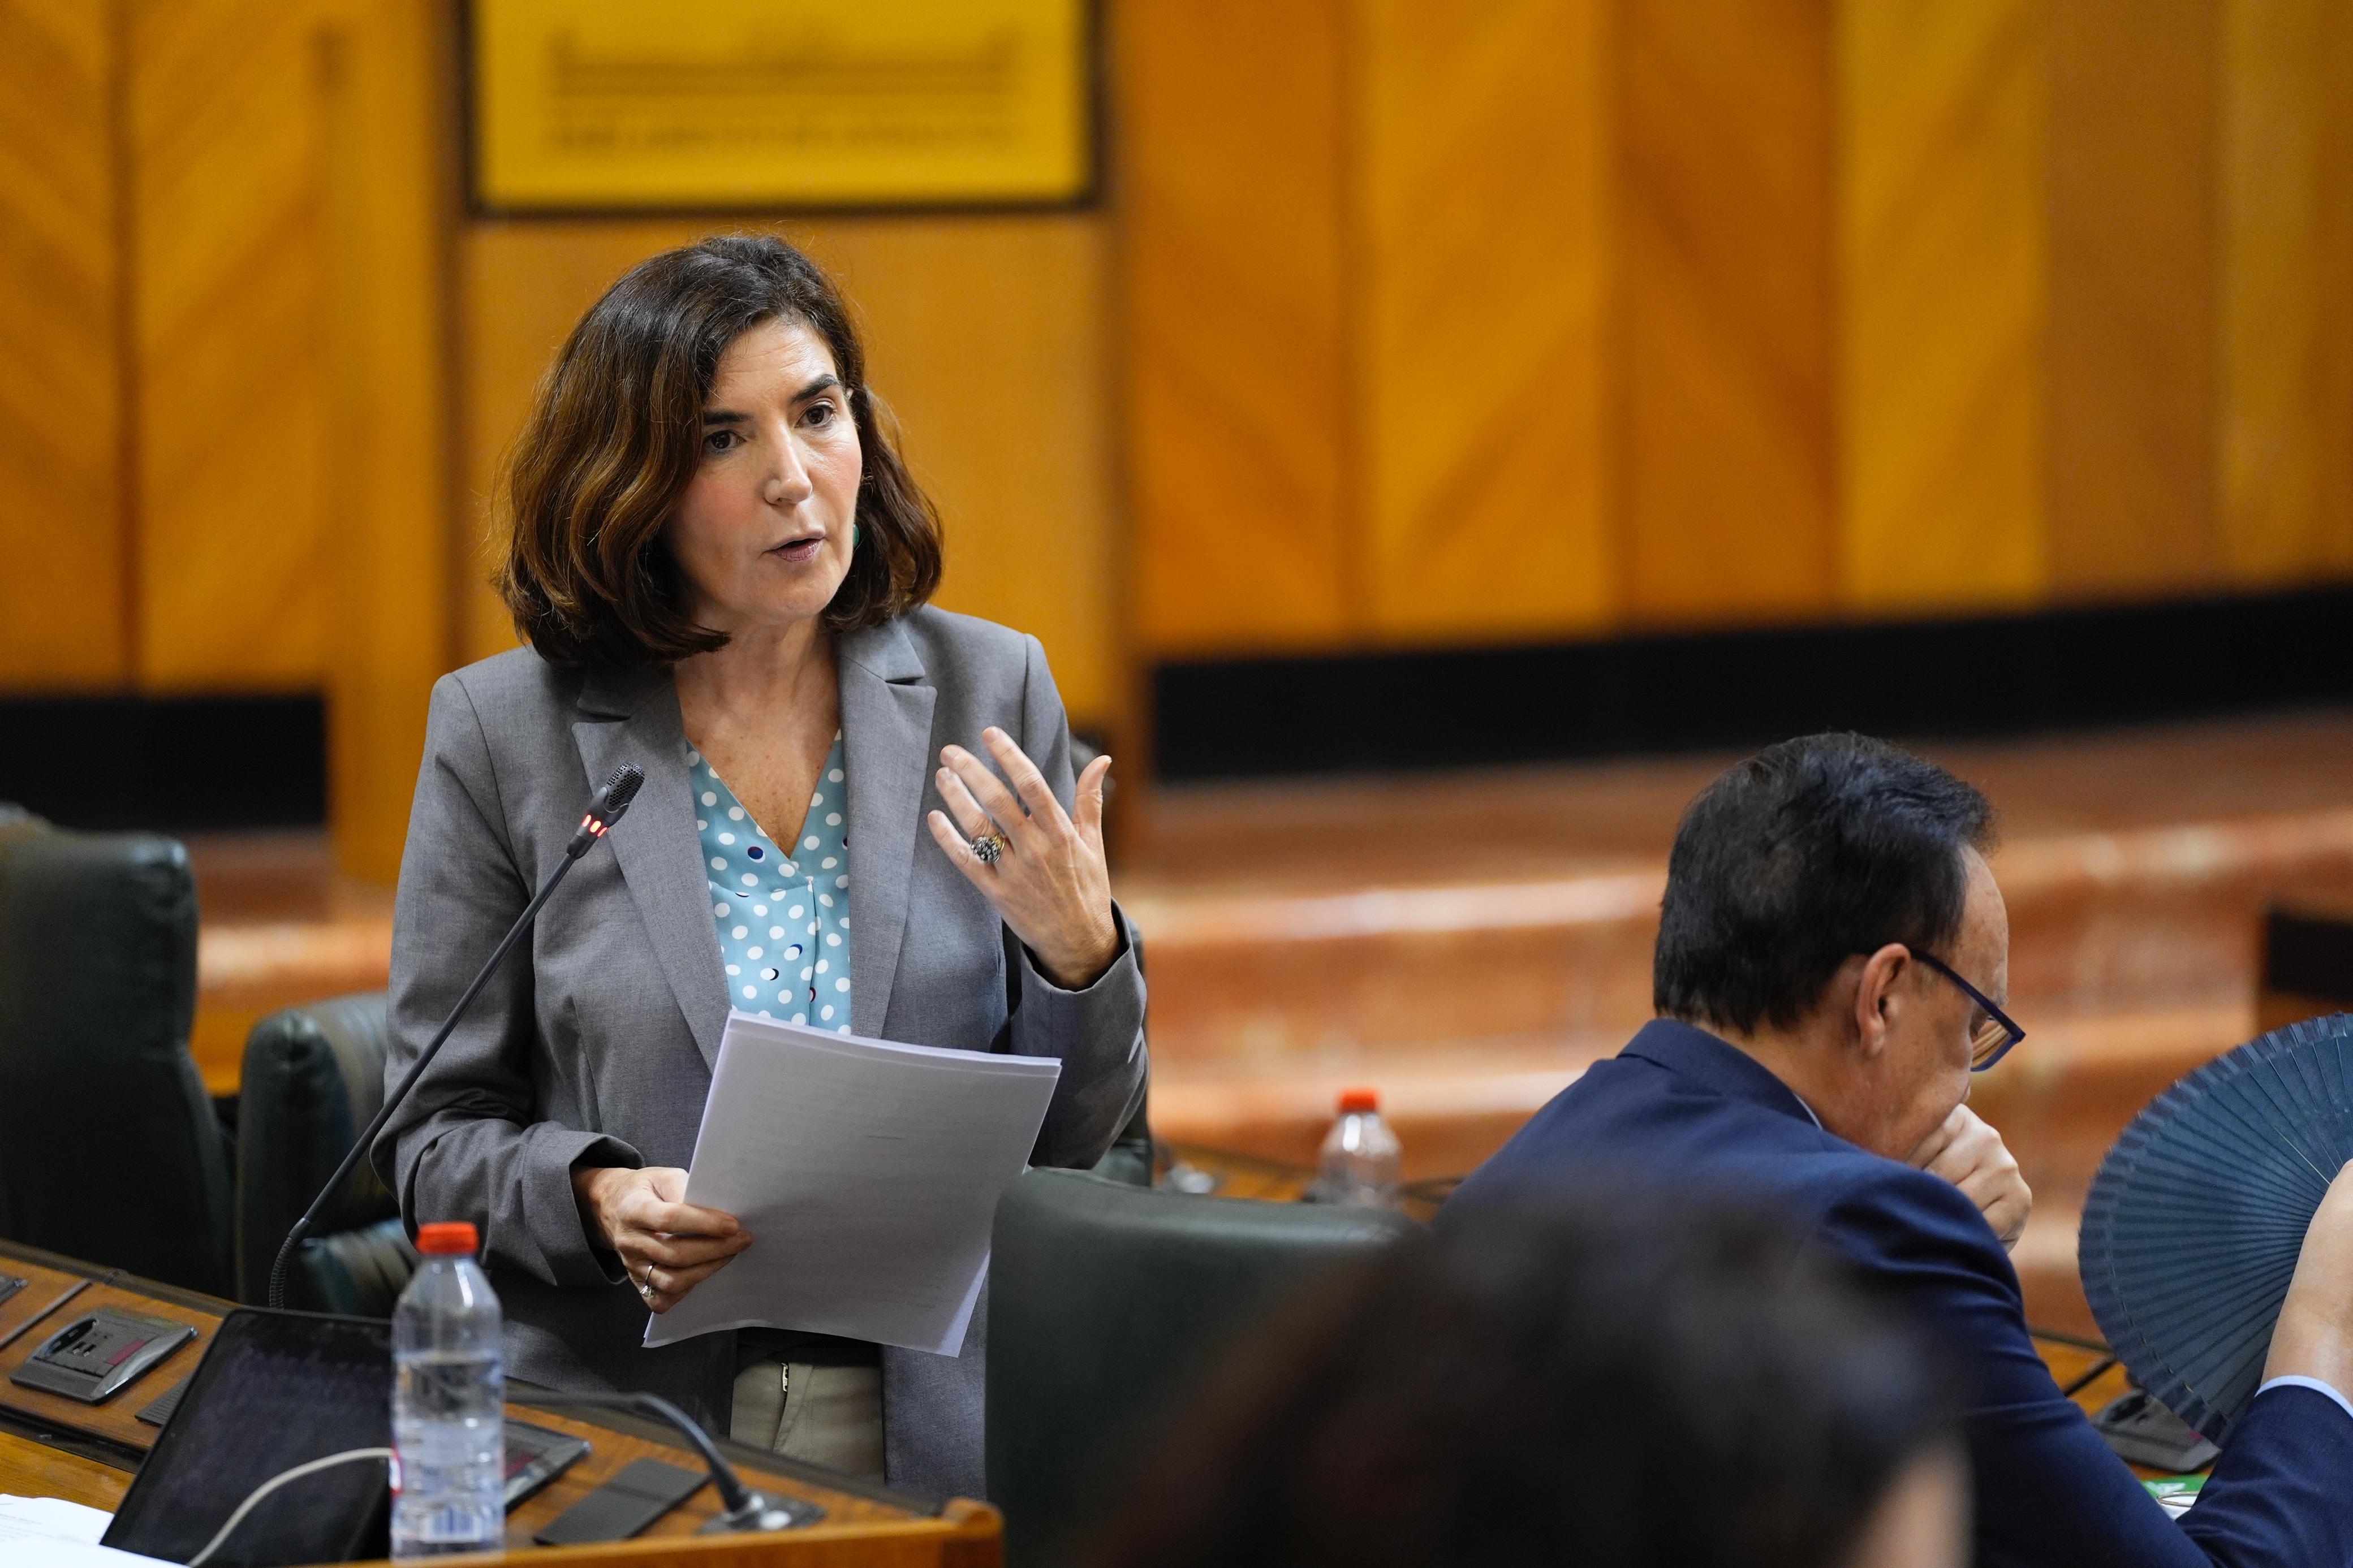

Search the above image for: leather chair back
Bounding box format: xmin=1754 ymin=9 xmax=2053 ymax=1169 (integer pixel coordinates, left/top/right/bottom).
xmin=987 ymin=1167 xmax=1419 ymax=1567
xmin=235 ymin=991 xmax=415 ymax=1314
xmin=0 ymin=808 xmax=234 ymax=1295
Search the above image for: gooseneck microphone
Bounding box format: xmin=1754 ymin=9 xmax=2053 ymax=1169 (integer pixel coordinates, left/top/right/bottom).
xmin=517 ymin=1389 xmax=821 ymax=1533
xmin=266 ymin=764 xmax=645 ymax=1311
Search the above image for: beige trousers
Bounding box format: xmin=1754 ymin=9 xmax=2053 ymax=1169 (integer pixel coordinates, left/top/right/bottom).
xmin=728 ymin=1359 xmax=886 ymax=1480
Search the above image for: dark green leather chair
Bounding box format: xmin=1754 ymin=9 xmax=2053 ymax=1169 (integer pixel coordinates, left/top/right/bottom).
xmin=986 ymin=1167 xmax=1420 ymax=1567
xmin=0 ymin=807 xmax=235 ymax=1296
xmin=235 ymin=991 xmax=415 ymax=1314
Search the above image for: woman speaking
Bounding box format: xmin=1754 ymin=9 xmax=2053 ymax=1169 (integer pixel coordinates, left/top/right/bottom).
xmin=373 ymin=235 xmax=1148 ymax=1500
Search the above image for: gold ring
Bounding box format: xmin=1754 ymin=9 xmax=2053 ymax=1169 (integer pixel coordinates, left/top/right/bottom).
xmin=971 ymin=832 xmax=1008 ymax=866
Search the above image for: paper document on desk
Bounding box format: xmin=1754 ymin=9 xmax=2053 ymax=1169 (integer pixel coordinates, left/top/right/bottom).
xmin=644 ymin=1010 xmax=1061 ymax=1357
xmin=0 ymin=1497 xmax=169 ymax=1565
xmin=0 ymin=1496 xmax=111 ymax=1545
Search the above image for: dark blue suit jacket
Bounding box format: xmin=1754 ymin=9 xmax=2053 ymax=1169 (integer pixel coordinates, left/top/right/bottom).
xmin=1444 ymin=1020 xmax=2353 ymax=1568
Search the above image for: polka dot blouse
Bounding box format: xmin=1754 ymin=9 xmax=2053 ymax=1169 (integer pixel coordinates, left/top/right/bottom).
xmin=691 ymin=733 xmax=853 ymax=1033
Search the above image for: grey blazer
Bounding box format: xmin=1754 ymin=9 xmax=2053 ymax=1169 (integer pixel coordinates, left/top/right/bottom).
xmin=371 ymin=608 xmax=1149 ymax=1501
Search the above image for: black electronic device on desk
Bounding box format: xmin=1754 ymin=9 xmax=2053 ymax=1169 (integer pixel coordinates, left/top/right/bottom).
xmin=505 ymin=1419 xmax=594 ymax=1509
xmin=103 ymin=1307 xmax=618 ymax=1566
xmin=10 ymin=1308 xmax=195 ymax=1402
xmin=2093 ymin=1388 xmax=2222 ymax=1472
xmin=534 ymin=1457 xmax=708 ymax=1546
xmin=104 ymin=1307 xmax=395 ymax=1568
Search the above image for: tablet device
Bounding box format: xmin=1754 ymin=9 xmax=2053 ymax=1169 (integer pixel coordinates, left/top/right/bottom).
xmin=102 ymin=1308 xmax=394 ymax=1568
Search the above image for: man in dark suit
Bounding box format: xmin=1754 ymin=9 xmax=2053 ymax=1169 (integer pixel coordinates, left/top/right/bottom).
xmin=1445 ymin=733 xmax=2353 ymax=1567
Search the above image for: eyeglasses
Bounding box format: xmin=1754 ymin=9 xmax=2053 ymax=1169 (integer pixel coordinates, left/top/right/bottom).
xmin=1908 ymin=949 xmax=2026 ymax=1072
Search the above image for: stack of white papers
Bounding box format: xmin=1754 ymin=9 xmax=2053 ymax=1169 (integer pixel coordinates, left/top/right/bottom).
xmin=645 ymin=1012 xmax=1061 ymax=1356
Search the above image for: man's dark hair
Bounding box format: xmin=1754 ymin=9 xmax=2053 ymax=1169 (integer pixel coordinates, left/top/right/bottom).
xmin=1653 ymin=733 xmax=1996 ymax=1034
xmin=1081 ymin=1192 xmax=1957 ymax=1568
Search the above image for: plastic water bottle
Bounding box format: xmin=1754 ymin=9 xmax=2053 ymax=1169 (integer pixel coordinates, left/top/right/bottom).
xmin=391 ymin=1221 xmax=505 ymax=1558
xmin=1305 ymin=1088 xmax=1402 ymax=1207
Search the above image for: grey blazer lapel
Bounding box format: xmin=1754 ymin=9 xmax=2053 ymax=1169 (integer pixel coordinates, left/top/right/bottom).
xmin=574 ymin=665 xmax=727 ymax=1072
xmin=839 ymin=620 xmax=936 ymax=1037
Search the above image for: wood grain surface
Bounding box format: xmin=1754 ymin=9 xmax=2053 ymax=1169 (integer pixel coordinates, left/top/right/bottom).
xmin=0 ymin=0 xmax=128 ymax=690
xmin=1121 ymin=0 xmax=1352 ymax=658
xmin=125 ymin=0 xmax=337 ymax=691
xmin=2217 ymin=0 xmax=2353 ymax=587
xmin=1354 ymin=0 xmax=1613 ymax=645
xmin=1616 ymin=0 xmax=1836 ymax=628
xmin=1837 ymin=0 xmax=2045 ymax=613
xmin=2042 ymin=0 xmax=2220 ymax=598
xmin=0 ymin=1427 xmax=130 ymax=1511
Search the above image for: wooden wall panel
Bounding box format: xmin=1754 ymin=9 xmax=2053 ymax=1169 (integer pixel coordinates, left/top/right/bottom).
xmin=128 ymin=0 xmax=333 ymax=690
xmin=320 ymin=0 xmax=453 ymax=882
xmin=2217 ymin=0 xmax=2353 ymax=586
xmin=462 ymin=216 xmax=1121 ymax=725
xmin=2043 ymin=0 xmax=2220 ymax=597
xmin=1122 ymin=0 xmax=1350 ymax=655
xmin=456 ymin=224 xmax=678 ymax=671
xmin=1838 ymin=0 xmax=2045 ymax=613
xmin=0 ymin=0 xmax=127 ymax=688
xmin=1355 ymin=0 xmax=1611 ymax=643
xmin=814 ymin=219 xmax=1119 ymax=724
xmin=1618 ymin=0 xmax=1836 ymax=627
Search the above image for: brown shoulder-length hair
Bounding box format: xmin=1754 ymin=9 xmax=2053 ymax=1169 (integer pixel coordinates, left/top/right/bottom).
xmin=499 ymin=234 xmax=943 ymax=668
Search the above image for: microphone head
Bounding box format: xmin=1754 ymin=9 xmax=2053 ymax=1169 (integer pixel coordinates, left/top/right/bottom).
xmin=599 ymin=763 xmax=645 ymax=820
xmin=576 ymin=763 xmax=644 ymax=847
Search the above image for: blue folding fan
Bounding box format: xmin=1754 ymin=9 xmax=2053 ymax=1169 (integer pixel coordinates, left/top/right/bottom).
xmin=2078 ymin=1013 xmax=2353 ymax=1442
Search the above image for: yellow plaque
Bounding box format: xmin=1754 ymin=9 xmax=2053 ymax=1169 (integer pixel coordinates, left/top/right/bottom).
xmin=471 ymin=0 xmax=1093 ymax=211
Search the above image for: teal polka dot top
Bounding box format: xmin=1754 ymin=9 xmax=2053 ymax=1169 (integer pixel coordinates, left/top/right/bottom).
xmin=690 ymin=732 xmax=853 ymax=1033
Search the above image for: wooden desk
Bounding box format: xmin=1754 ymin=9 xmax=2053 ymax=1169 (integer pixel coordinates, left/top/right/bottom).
xmin=0 ymin=1241 xmax=998 ymax=1566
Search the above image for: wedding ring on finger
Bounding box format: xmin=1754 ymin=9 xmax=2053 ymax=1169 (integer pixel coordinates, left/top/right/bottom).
xmin=635 ymin=1267 xmax=658 ymax=1302
xmin=971 ymin=832 xmax=1009 ymax=866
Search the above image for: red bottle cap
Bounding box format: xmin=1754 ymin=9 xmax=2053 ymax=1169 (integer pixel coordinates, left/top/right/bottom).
xmin=415 ymin=1221 xmax=479 ymax=1256
xmin=1337 ymin=1088 xmax=1380 ymax=1115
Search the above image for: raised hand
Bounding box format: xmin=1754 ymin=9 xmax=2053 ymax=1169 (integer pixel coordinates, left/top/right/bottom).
xmin=926 ymin=727 xmax=1118 ymax=990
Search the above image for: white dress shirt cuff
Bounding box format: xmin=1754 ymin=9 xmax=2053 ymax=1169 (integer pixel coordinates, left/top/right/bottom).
xmin=2256 ymin=1374 xmax=2353 ymax=1424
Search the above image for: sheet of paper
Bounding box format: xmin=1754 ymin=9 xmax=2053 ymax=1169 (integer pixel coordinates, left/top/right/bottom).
xmin=0 ymin=1543 xmax=173 ymax=1568
xmin=0 ymin=1496 xmax=113 ymax=1545
xmin=0 ymin=1498 xmax=170 ymax=1566
xmin=644 ymin=1011 xmax=1061 ymax=1357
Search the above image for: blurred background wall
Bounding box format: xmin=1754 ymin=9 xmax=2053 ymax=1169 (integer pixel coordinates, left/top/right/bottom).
xmin=4 ymin=0 xmax=2351 ymax=881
